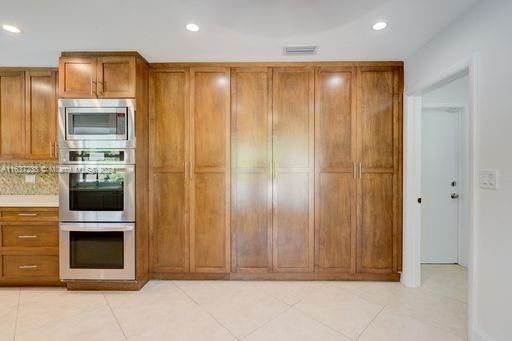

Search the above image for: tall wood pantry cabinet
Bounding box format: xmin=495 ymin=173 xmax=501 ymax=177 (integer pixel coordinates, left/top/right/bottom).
xmin=149 ymin=62 xmax=402 ymax=280
xmin=149 ymin=67 xmax=231 ymax=275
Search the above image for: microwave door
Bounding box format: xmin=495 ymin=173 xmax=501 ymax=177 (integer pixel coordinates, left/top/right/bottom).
xmin=66 ymin=107 xmax=127 ymax=140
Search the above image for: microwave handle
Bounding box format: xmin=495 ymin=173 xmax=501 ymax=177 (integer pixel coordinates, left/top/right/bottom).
xmin=60 ymin=224 xmax=134 ymax=232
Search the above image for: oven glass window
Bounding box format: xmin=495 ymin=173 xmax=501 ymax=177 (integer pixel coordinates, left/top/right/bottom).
xmin=69 ymin=172 xmax=124 ymax=211
xmin=69 ymin=231 xmax=124 ymax=269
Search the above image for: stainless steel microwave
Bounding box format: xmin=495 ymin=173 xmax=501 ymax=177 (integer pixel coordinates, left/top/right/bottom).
xmin=58 ymin=99 xmax=136 ymax=149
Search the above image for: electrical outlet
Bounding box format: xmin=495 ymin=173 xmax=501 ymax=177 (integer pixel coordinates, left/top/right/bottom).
xmin=25 ymin=174 xmax=36 ymax=184
xmin=479 ymin=169 xmax=498 ymax=190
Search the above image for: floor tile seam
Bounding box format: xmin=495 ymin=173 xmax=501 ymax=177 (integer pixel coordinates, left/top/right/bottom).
xmin=102 ymin=292 xmax=128 ymax=340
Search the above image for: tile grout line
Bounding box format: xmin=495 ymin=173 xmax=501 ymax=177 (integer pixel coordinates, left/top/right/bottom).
xmin=240 ymin=305 xmax=293 ymax=340
xmin=170 ymin=281 xmax=241 ymax=341
xmin=102 ymin=292 xmax=128 ymax=340
xmin=355 ymin=305 xmax=385 ymax=340
xmin=12 ymin=288 xmax=21 ymax=341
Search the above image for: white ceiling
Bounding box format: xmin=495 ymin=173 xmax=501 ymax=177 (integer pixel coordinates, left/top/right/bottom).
xmin=0 ymin=0 xmax=479 ymax=66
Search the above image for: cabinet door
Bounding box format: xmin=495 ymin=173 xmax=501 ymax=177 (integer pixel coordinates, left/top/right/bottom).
xmin=149 ymin=68 xmax=189 ymax=273
xmin=315 ymin=67 xmax=356 ymax=273
xmin=231 ymin=68 xmax=272 ymax=273
xmin=190 ymin=67 xmax=230 ymax=273
xmin=356 ymin=67 xmax=402 ymax=274
xmin=272 ymin=68 xmax=314 ymax=272
xmin=97 ymin=56 xmax=136 ymax=98
xmin=58 ymin=57 xmax=97 ymax=98
xmin=25 ymin=71 xmax=57 ymax=160
xmin=0 ymin=71 xmax=26 ymax=158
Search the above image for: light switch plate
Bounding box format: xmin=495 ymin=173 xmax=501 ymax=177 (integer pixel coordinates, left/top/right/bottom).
xmin=479 ymin=169 xmax=498 ymax=190
xmin=25 ymin=174 xmax=36 ymax=183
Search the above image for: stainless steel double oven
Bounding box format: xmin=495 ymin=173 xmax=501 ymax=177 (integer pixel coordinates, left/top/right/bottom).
xmin=58 ymin=99 xmax=136 ymax=281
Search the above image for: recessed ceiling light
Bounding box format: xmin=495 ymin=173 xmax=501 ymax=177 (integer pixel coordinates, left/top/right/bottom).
xmin=372 ymin=21 xmax=387 ymax=31
xmin=2 ymin=24 xmax=21 ymax=33
xmin=186 ymin=23 xmax=199 ymax=32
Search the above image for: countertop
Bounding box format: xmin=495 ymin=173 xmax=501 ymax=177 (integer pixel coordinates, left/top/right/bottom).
xmin=0 ymin=195 xmax=59 ymax=207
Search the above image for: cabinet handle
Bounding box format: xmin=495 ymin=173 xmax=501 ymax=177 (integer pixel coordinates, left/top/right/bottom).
xmin=49 ymin=142 xmax=53 ymax=157
xmin=359 ymin=162 xmax=362 ymax=179
xmin=18 ymin=235 xmax=38 ymax=239
xmin=17 ymin=213 xmax=38 ymax=217
xmin=91 ymin=80 xmax=97 ymax=96
xmin=18 ymin=265 xmax=38 ymax=269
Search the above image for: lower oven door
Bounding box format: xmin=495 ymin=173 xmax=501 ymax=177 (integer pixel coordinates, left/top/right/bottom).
xmin=59 ymin=165 xmax=135 ymax=222
xmin=59 ymin=223 xmax=135 ymax=280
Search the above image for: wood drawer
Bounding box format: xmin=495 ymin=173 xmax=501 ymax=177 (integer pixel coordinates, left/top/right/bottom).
xmin=3 ymin=255 xmax=59 ymax=277
xmin=1 ymin=210 xmax=58 ymax=222
xmin=2 ymin=225 xmax=58 ymax=247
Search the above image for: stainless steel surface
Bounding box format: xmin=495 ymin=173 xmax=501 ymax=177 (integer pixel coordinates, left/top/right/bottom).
xmin=17 ymin=213 xmax=38 ymax=216
xmin=18 ymin=235 xmax=38 ymax=239
xmin=18 ymin=265 xmax=38 ymax=269
xmin=58 ymin=99 xmax=136 ymax=149
xmin=59 ymin=148 xmax=136 ymax=164
xmin=59 ymin=222 xmax=135 ymax=280
xmin=58 ymin=164 xmax=135 ymax=222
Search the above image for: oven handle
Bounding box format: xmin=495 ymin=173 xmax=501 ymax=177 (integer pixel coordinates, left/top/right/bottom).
xmin=60 ymin=223 xmax=134 ymax=232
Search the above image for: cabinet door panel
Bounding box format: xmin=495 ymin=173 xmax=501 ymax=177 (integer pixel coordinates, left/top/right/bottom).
xmin=272 ymin=68 xmax=314 ymax=272
xmin=149 ymin=69 xmax=189 ymax=273
xmin=190 ymin=67 xmax=230 ymax=273
xmin=151 ymin=173 xmax=187 ymax=272
xmin=317 ymin=173 xmax=353 ymax=271
xmin=358 ymin=174 xmax=394 ymax=272
xmin=97 ymin=56 xmax=136 ymax=98
xmin=193 ymin=173 xmax=227 ymax=272
xmin=315 ymin=67 xmax=356 ymax=273
xmin=357 ymin=67 xmax=401 ymax=274
xmin=231 ymin=68 xmax=272 ymax=272
xmin=26 ymin=71 xmax=57 ymax=159
xmin=0 ymin=71 xmax=25 ymax=158
xmin=59 ymin=57 xmax=96 ymax=98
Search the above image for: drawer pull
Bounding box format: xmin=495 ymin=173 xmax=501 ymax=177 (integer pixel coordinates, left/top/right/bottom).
xmin=18 ymin=235 xmax=38 ymax=239
xmin=17 ymin=213 xmax=38 ymax=217
xmin=18 ymin=265 xmax=38 ymax=269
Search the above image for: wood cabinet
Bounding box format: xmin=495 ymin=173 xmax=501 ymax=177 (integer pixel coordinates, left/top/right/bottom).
xmin=231 ymin=68 xmax=273 ymax=273
xmin=149 ymin=61 xmax=402 ymax=281
xmin=149 ymin=67 xmax=231 ymax=275
xmin=0 ymin=207 xmax=61 ymax=285
xmin=272 ymin=68 xmax=315 ymax=272
xmin=26 ymin=70 xmax=57 ymax=159
xmin=315 ymin=67 xmax=357 ymax=273
xmin=149 ymin=68 xmax=190 ymax=273
xmin=0 ymin=71 xmax=26 ymax=158
xmin=59 ymin=55 xmax=136 ymax=98
xmin=0 ymin=69 xmax=57 ymax=160
xmin=356 ymin=66 xmax=402 ymax=274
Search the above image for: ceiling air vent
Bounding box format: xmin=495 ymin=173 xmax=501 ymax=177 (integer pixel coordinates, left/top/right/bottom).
xmin=283 ymin=45 xmax=319 ymax=55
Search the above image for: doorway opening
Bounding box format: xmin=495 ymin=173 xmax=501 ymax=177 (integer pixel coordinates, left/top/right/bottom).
xmin=420 ymin=74 xmax=469 ymax=303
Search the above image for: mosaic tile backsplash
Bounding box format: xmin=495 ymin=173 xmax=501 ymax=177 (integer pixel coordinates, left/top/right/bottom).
xmin=0 ymin=161 xmax=58 ymax=195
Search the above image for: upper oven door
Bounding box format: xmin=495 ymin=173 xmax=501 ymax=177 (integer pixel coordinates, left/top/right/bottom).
xmin=66 ymin=107 xmax=127 ymax=141
xmin=59 ymin=165 xmax=135 ymax=222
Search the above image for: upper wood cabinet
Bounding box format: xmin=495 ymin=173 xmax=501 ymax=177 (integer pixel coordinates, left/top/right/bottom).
xmin=0 ymin=69 xmax=57 ymax=160
xmin=25 ymin=70 xmax=57 ymax=159
xmin=0 ymin=71 xmax=26 ymax=158
xmin=315 ymin=67 xmax=357 ymax=273
xmin=59 ymin=55 xmax=136 ymax=98
xmin=272 ymin=67 xmax=315 ymax=273
xmin=356 ymin=66 xmax=402 ymax=274
xmin=190 ymin=67 xmax=231 ymax=273
xmin=231 ymin=67 xmax=273 ymax=273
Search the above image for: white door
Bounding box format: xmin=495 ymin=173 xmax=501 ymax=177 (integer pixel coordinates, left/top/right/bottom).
xmin=421 ymin=108 xmax=460 ymax=263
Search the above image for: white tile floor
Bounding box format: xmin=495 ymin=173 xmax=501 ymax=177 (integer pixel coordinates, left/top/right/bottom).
xmin=0 ymin=265 xmax=467 ymax=340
